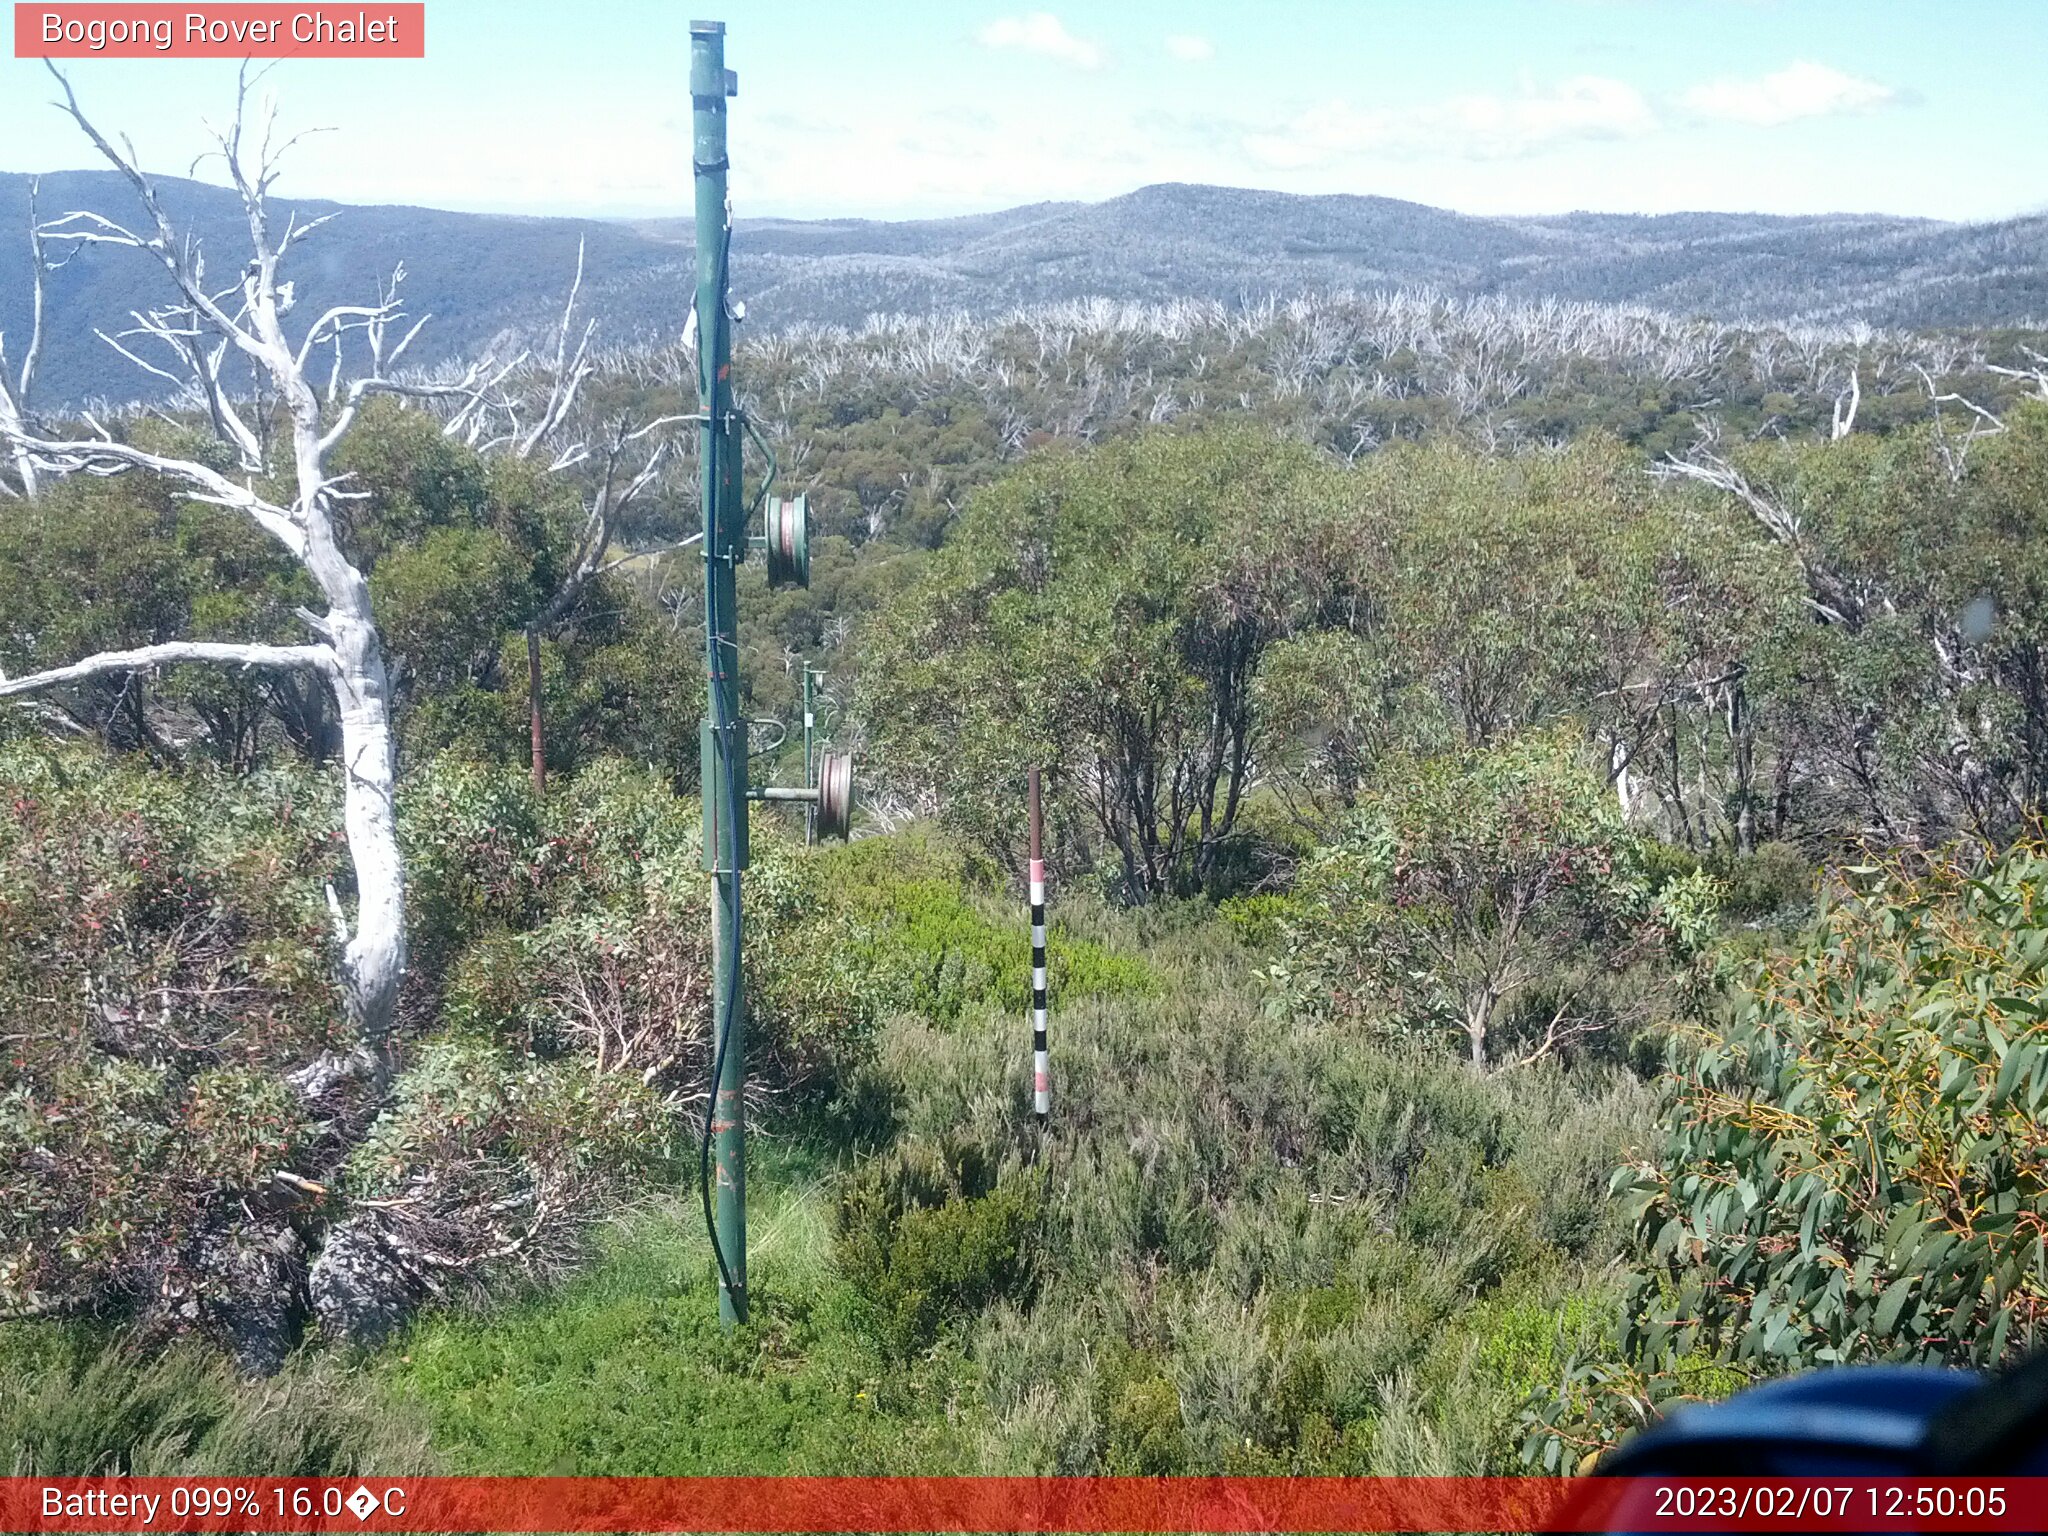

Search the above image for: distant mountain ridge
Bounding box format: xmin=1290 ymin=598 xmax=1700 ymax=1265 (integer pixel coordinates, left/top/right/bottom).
xmin=3 ymin=173 xmax=2045 ymax=407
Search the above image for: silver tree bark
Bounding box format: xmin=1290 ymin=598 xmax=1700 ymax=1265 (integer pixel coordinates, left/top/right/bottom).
xmin=0 ymin=176 xmax=46 ymax=499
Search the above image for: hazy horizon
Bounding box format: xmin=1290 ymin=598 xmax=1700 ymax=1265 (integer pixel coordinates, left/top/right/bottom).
xmin=0 ymin=167 xmax=2025 ymax=230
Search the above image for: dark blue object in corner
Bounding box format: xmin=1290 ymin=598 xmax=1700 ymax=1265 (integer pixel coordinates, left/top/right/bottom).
xmin=1602 ymin=1365 xmax=1986 ymax=1478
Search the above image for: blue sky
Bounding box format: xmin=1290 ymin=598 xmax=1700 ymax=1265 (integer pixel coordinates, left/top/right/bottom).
xmin=1 ymin=1 xmax=2043 ymax=221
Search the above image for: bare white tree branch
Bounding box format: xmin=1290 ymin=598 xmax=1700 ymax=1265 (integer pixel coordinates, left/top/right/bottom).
xmin=1831 ymin=362 xmax=1860 ymax=440
xmin=1984 ymin=347 xmax=2048 ymax=402
xmin=0 ymin=641 xmax=335 ymax=698
xmin=4 ymin=425 xmax=308 ymax=555
xmin=1658 ymin=422 xmax=1867 ymax=627
xmin=1912 ymin=364 xmax=2004 ymax=482
xmin=516 ymin=236 xmax=595 ymax=458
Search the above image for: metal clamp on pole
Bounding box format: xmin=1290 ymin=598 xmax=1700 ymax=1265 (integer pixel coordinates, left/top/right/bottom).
xmin=698 ymin=717 xmax=750 ymax=872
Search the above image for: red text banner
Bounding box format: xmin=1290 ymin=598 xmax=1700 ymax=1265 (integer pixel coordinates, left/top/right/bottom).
xmin=6 ymin=1477 xmax=2048 ymax=1533
xmin=15 ymin=5 xmax=425 ymax=58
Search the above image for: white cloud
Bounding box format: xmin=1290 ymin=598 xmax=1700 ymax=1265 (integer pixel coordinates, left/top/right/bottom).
xmin=742 ymin=102 xmax=1172 ymax=216
xmin=1245 ymin=75 xmax=1657 ymax=168
xmin=1165 ymin=34 xmax=1214 ymax=63
xmin=1681 ymin=60 xmax=1895 ymax=126
xmin=976 ymin=13 xmax=1103 ymax=71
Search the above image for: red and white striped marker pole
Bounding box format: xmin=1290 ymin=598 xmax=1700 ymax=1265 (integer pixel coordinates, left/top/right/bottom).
xmin=1028 ymin=768 xmax=1050 ymax=1122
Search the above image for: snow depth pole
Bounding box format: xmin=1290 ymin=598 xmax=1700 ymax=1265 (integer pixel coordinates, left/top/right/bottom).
xmin=691 ymin=16 xmax=748 ymax=1329
xmin=1029 ymin=769 xmax=1050 ymax=1121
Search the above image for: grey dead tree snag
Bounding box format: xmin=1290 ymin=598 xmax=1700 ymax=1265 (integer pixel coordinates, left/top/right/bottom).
xmin=0 ymin=65 xmax=499 ymax=1069
xmin=1984 ymin=347 xmax=2048 ymax=403
xmin=0 ymin=176 xmax=47 ymax=499
xmin=492 ymin=241 xmax=691 ymax=792
xmin=1832 ymin=360 xmax=1861 ymax=440
xmin=1911 ymin=364 xmax=2005 ymax=483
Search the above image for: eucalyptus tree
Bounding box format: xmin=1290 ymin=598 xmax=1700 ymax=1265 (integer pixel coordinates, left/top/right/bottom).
xmin=861 ymin=428 xmax=1331 ymax=900
xmin=1665 ymin=403 xmax=2048 ymax=844
xmin=1275 ymin=730 xmax=1668 ymax=1071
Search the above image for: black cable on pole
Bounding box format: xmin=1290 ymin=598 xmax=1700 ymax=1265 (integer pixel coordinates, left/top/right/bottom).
xmin=698 ymin=676 xmax=745 ymax=1306
xmin=696 ymin=210 xmax=745 ymax=1316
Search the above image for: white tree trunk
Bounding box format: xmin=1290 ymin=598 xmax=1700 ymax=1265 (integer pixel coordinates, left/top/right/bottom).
xmin=0 ymin=176 xmax=45 ymax=499
xmin=1464 ymin=990 xmax=1493 ymax=1071
xmin=329 ymin=601 xmax=406 ymax=1045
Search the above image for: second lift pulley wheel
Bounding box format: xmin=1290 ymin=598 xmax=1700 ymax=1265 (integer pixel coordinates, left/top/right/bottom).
xmin=814 ymin=749 xmax=854 ymax=840
xmin=764 ymin=494 xmax=810 ymax=589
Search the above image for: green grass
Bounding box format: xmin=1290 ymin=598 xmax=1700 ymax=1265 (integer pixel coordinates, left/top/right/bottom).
xmin=371 ymin=1173 xmax=981 ymax=1475
xmin=0 ymin=1325 xmax=432 ymax=1476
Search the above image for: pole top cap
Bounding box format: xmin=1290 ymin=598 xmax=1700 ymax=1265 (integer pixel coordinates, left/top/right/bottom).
xmin=689 ymin=19 xmax=726 ymax=35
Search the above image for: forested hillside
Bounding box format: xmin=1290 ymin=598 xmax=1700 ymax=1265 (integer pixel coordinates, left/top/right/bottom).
xmin=7 ymin=169 xmax=2048 ymax=405
xmin=7 ymin=127 xmax=2048 ymax=1481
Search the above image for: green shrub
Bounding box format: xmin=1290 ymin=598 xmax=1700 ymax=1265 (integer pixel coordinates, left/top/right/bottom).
xmin=1707 ymin=840 xmax=1818 ymax=926
xmin=1275 ymin=730 xmax=1665 ymax=1069
xmin=1474 ymin=1291 xmax=1607 ymax=1406
xmin=795 ymin=833 xmax=1155 ymax=1030
xmin=399 ymin=757 xmax=547 ymax=973
xmin=835 ymin=1138 xmax=1042 ymax=1354
xmin=1 ymin=745 xmax=788 ymax=1346
xmin=1527 ymin=836 xmax=2048 ymax=1466
xmin=0 ymin=746 xmax=339 ymax=1326
xmin=418 ymin=757 xmax=879 ymax=1099
xmin=1216 ymin=892 xmax=1301 ymax=953
xmin=1094 ymin=1346 xmax=1188 ymax=1475
xmin=348 ymin=1039 xmax=673 ymax=1202
xmin=437 ymin=927 xmax=536 ymax=1045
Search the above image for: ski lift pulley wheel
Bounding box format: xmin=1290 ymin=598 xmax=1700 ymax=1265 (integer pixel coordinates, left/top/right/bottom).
xmin=765 ymin=494 xmax=810 ymax=589
xmin=815 ymin=750 xmax=854 ymax=841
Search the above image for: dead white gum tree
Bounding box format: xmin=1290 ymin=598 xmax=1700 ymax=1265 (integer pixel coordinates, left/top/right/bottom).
xmin=0 ymin=66 xmax=503 ymax=1072
xmin=0 ymin=175 xmax=46 ymax=499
